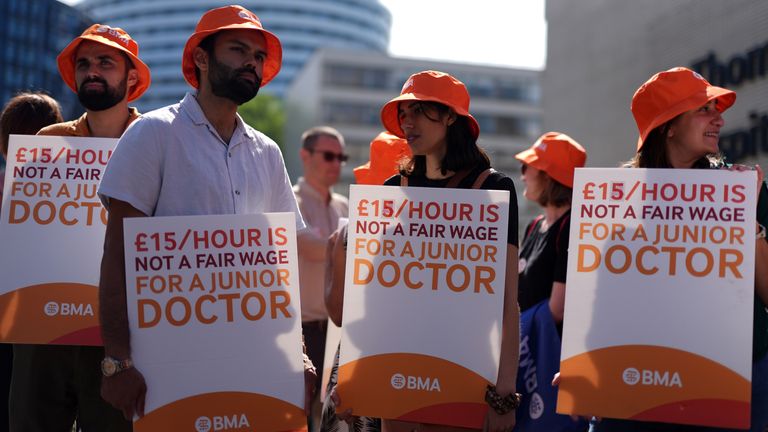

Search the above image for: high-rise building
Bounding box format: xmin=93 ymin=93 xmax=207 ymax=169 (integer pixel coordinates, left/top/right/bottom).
xmin=78 ymin=0 xmax=391 ymax=111
xmin=0 ymin=0 xmax=92 ymax=119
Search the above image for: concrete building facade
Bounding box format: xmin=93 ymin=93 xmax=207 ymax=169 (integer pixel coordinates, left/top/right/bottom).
xmin=283 ymin=48 xmax=541 ymax=194
xmin=543 ymin=0 xmax=768 ymax=169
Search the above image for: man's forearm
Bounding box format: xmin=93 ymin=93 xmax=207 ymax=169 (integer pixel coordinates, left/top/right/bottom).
xmin=99 ymin=199 xmax=145 ymax=359
xmin=99 ymin=240 xmax=132 ymax=359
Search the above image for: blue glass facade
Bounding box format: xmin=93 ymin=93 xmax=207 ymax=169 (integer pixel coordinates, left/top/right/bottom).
xmin=0 ymin=0 xmax=93 ymax=120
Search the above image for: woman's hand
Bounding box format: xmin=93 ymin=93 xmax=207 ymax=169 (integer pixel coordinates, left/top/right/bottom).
xmin=483 ymin=409 xmax=516 ymax=432
xmin=726 ymin=163 xmax=763 ymax=193
xmin=330 ymin=386 xmax=355 ymax=425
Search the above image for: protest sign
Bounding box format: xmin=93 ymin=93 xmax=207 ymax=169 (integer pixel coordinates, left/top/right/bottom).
xmin=0 ymin=135 xmax=115 ymax=345
xmin=124 ymin=213 xmax=306 ymax=431
xmin=558 ymin=168 xmax=756 ymax=429
xmin=338 ymin=185 xmax=509 ymax=428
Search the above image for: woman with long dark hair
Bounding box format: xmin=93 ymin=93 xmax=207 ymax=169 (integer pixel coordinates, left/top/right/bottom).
xmin=595 ymin=67 xmax=768 ymax=432
xmin=379 ymin=70 xmax=521 ymax=432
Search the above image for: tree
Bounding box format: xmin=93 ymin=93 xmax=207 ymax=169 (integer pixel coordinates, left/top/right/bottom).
xmin=238 ymin=93 xmax=286 ymax=149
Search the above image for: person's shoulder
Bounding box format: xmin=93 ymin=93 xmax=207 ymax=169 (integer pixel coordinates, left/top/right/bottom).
xmin=37 ymin=120 xmax=77 ymax=136
xmin=134 ymin=103 xmax=180 ymax=125
xmin=243 ymin=124 xmax=282 ymax=152
xmin=331 ymin=191 xmax=349 ymax=204
xmin=383 ymin=174 xmax=401 ymax=186
xmin=482 ymin=169 xmax=515 ymax=189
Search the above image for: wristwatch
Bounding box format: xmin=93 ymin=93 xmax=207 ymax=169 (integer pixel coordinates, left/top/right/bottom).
xmin=101 ymin=356 xmax=133 ymax=377
xmin=758 ymin=223 xmax=767 ymax=240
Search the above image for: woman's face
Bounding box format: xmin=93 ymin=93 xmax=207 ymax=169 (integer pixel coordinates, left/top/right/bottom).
xmin=521 ymin=164 xmax=544 ymax=203
xmin=398 ymin=101 xmax=453 ymax=158
xmin=666 ymin=100 xmax=725 ymax=164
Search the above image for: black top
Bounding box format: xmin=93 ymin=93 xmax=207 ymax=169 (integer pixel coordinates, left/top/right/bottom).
xmin=517 ymin=210 xmax=571 ymax=313
xmin=384 ymin=166 xmax=519 ymax=246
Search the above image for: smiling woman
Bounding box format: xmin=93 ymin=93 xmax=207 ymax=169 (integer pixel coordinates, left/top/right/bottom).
xmin=593 ymin=66 xmax=768 ymax=432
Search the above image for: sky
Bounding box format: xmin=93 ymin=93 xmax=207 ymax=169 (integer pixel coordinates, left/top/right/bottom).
xmin=379 ymin=0 xmax=547 ymax=70
xmin=61 ymin=0 xmax=547 ymax=70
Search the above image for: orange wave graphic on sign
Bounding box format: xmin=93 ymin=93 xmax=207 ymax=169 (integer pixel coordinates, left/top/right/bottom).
xmin=0 ymin=283 xmax=101 ymax=345
xmin=337 ymin=353 xmax=490 ymax=428
xmin=557 ymin=345 xmax=750 ymax=429
xmin=134 ymin=392 xmax=306 ymax=432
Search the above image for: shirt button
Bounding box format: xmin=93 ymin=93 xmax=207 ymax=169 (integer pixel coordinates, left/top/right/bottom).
xmin=235 ymin=190 xmax=240 ymax=195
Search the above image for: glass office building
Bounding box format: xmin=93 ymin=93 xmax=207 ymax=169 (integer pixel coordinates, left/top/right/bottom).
xmin=0 ymin=0 xmax=92 ymax=120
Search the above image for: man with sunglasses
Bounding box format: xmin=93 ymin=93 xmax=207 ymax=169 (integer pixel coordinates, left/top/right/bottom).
xmin=293 ymin=126 xmax=348 ymax=428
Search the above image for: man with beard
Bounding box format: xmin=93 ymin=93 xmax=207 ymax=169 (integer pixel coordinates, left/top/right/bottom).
xmin=97 ymin=5 xmax=315 ymax=421
xmin=9 ymin=24 xmax=150 ymax=432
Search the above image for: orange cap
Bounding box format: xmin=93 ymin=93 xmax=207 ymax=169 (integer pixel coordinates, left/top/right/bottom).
xmin=353 ymin=131 xmax=411 ymax=185
xmin=57 ymin=24 xmax=151 ymax=102
xmin=632 ymin=67 xmax=735 ymax=150
xmin=182 ymin=5 xmax=282 ymax=89
xmin=515 ymin=132 xmax=586 ymax=188
xmin=381 ymin=70 xmax=480 ymax=140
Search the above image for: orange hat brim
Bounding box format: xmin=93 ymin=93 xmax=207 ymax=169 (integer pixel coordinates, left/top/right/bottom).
xmin=637 ymin=86 xmax=736 ymax=151
xmin=182 ymin=24 xmax=282 ymax=89
xmin=514 ymin=147 xmax=557 ymax=182
xmin=56 ymin=34 xmax=151 ymax=102
xmin=381 ymin=93 xmax=480 ymax=140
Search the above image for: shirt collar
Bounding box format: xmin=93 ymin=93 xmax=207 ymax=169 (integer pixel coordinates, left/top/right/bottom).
xmin=69 ymin=107 xmax=141 ymax=137
xmin=180 ymin=92 xmax=253 ymax=146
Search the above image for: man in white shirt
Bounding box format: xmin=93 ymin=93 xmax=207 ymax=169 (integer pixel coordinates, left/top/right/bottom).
xmin=97 ymin=5 xmax=314 ymax=419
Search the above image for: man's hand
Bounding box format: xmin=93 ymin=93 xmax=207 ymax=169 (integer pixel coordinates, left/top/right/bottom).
xmin=101 ymin=367 xmax=147 ymax=420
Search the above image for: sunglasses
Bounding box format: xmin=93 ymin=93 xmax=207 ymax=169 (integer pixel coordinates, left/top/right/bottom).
xmin=309 ymin=149 xmax=349 ymax=163
xmin=521 ymin=164 xmax=528 ymax=174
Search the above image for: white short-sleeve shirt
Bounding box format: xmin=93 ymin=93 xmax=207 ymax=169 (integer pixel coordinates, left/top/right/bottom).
xmin=98 ymin=93 xmax=305 ymax=230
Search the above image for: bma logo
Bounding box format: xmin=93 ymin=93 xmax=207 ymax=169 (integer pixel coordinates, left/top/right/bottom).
xmin=528 ymin=392 xmax=544 ymax=420
xmin=390 ymin=373 xmax=441 ymax=392
xmin=95 ymin=25 xmax=130 ymax=46
xmin=195 ymin=414 xmax=250 ymax=431
xmin=44 ymin=302 xmax=59 ymax=316
xmin=42 ymin=302 xmax=94 ymax=317
xmin=622 ymin=367 xmax=682 ymax=388
xmin=401 ymin=78 xmax=414 ymax=93
xmin=238 ymin=11 xmax=257 ymax=23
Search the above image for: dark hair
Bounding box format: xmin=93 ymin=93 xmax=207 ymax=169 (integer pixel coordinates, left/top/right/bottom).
xmin=301 ymin=126 xmax=345 ymax=149
xmin=624 ymin=115 xmax=721 ymax=169
xmin=535 ymin=171 xmax=573 ymax=207
xmin=398 ymin=101 xmax=490 ymax=177
xmin=1 ymin=92 xmax=63 ymax=157
xmin=193 ymin=33 xmax=219 ymax=84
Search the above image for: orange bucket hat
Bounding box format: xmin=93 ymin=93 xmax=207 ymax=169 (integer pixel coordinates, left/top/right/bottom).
xmin=381 ymin=70 xmax=480 ymax=140
xmin=631 ymin=67 xmax=735 ymax=150
xmin=57 ymin=24 xmax=151 ymax=102
xmin=354 ymin=131 xmax=411 ymax=185
xmin=515 ymin=132 xmax=586 ymax=188
xmin=182 ymin=5 xmax=282 ymax=89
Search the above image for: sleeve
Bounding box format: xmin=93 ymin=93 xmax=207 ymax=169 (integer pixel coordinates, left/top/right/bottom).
xmin=485 ymin=174 xmax=519 ymax=247
xmin=758 ymin=181 xmax=768 ymax=229
xmin=553 ymin=216 xmax=571 ymax=283
xmin=267 ymin=142 xmax=306 ymax=231
xmin=97 ymin=117 xmax=162 ymax=216
xmin=383 ymin=174 xmax=401 ymax=186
